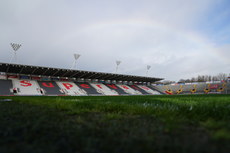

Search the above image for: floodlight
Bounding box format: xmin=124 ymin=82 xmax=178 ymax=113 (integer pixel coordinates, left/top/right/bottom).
xmin=146 ymin=65 xmax=151 ymax=76
xmin=74 ymin=53 xmax=81 ymax=60
xmin=71 ymin=53 xmax=81 ymax=69
xmin=10 ymin=43 xmax=22 ymax=64
xmin=115 ymin=60 xmax=122 ymax=73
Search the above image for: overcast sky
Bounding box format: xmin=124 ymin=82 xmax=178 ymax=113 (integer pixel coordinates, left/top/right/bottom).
xmin=0 ymin=0 xmax=230 ymax=81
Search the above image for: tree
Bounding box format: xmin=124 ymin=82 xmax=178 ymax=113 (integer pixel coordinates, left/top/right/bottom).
xmin=178 ymin=79 xmax=185 ymax=83
xmin=212 ymin=76 xmax=218 ymax=81
xmin=197 ymin=75 xmax=204 ymax=82
xmin=216 ymin=73 xmax=227 ymax=81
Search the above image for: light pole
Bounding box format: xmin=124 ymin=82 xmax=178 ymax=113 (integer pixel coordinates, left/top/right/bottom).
xmin=10 ymin=43 xmax=21 ymax=64
xmin=115 ymin=60 xmax=121 ymax=73
xmin=71 ymin=53 xmax=81 ymax=69
xmin=146 ymin=65 xmax=151 ymax=76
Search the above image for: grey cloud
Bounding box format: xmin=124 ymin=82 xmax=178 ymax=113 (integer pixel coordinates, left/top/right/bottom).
xmin=0 ymin=0 xmax=229 ymax=81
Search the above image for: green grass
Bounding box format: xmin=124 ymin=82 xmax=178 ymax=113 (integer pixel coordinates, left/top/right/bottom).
xmin=0 ymin=94 xmax=230 ymax=153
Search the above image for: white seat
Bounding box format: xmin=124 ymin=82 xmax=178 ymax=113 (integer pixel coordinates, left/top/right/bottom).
xmin=12 ymin=79 xmax=42 ymax=95
xmin=56 ymin=81 xmax=87 ymax=96
xmin=138 ymin=85 xmax=161 ymax=95
xmin=116 ymin=84 xmax=142 ymax=95
xmin=90 ymin=83 xmax=119 ymax=95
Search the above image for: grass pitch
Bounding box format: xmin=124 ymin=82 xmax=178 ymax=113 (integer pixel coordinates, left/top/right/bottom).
xmin=0 ymin=94 xmax=230 ymax=153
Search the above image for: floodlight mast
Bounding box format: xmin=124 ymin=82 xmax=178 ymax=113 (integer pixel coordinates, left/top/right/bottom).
xmin=146 ymin=65 xmax=151 ymax=76
xmin=115 ymin=60 xmax=121 ymax=73
xmin=71 ymin=53 xmax=81 ymax=69
xmin=10 ymin=43 xmax=21 ymax=64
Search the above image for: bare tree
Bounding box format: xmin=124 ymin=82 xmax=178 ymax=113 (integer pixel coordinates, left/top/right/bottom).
xmin=178 ymin=79 xmax=185 ymax=83
xmin=177 ymin=73 xmax=228 ymax=83
xmin=216 ymin=73 xmax=227 ymax=81
xmin=197 ymin=75 xmax=204 ymax=82
xmin=208 ymin=75 xmax=212 ymax=81
xmin=191 ymin=77 xmax=198 ymax=82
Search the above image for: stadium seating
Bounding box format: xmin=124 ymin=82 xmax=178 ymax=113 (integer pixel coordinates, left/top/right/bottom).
xmin=128 ymin=85 xmax=150 ymax=95
xmin=1 ymin=77 xmax=228 ymax=96
xmin=152 ymin=82 xmax=230 ymax=95
xmin=12 ymin=79 xmax=42 ymax=95
xmin=0 ymin=74 xmax=7 ymax=80
xmin=74 ymin=82 xmax=101 ymax=95
xmin=183 ymin=84 xmax=195 ymax=94
xmin=38 ymin=81 xmax=65 ymax=95
xmin=152 ymin=85 xmax=172 ymax=94
xmin=90 ymin=83 xmax=119 ymax=95
xmin=137 ymin=85 xmax=161 ymax=95
xmin=116 ymin=84 xmax=142 ymax=95
xmin=56 ymin=81 xmax=87 ymax=96
xmin=0 ymin=80 xmax=13 ymax=95
xmin=104 ymin=84 xmax=129 ymax=95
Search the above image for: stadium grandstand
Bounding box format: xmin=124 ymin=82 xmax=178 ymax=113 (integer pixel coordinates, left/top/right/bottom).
xmin=0 ymin=62 xmax=163 ymax=96
xmin=0 ymin=62 xmax=229 ymax=96
xmin=154 ymin=81 xmax=230 ymax=95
